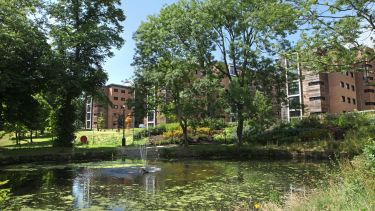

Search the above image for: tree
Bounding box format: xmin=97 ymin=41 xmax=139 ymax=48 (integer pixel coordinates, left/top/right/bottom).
xmin=249 ymin=91 xmax=275 ymax=134
xmin=0 ymin=0 xmax=52 ymax=143
xmin=133 ymin=0 xmax=222 ymax=146
xmin=203 ymin=0 xmax=299 ymax=146
xmin=97 ymin=113 xmax=105 ymax=131
xmin=47 ymin=0 xmax=125 ymax=147
xmin=23 ymin=94 xmax=52 ymax=143
xmin=296 ymin=0 xmax=375 ymax=72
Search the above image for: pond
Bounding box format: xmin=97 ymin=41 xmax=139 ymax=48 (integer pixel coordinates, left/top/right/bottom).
xmin=0 ymin=159 xmax=330 ymax=210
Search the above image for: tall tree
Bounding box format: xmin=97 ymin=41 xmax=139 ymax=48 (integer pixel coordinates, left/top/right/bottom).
xmin=296 ymin=0 xmax=375 ymax=72
xmin=133 ymin=0 xmax=222 ymax=146
xmin=47 ymin=0 xmax=125 ymax=146
xmin=203 ymin=0 xmax=299 ymax=146
xmin=0 ymin=0 xmax=52 ymax=142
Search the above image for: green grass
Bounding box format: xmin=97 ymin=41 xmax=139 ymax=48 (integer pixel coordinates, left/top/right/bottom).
xmin=260 ymin=155 xmax=375 ymax=211
xmin=0 ymin=129 xmax=148 ymax=149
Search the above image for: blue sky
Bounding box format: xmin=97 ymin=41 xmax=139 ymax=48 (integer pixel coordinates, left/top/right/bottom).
xmin=104 ymin=0 xmax=178 ymax=85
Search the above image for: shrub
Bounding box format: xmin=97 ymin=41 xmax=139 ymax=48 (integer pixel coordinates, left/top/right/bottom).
xmin=196 ymin=127 xmax=211 ymax=135
xmin=294 ymin=116 xmax=324 ymax=129
xmin=327 ymin=112 xmax=373 ymax=131
xmin=134 ymin=124 xmax=168 ymax=140
xmin=164 ymin=123 xmax=180 ymax=132
xmin=198 ymin=118 xmax=227 ymax=130
xmin=249 ymin=128 xmax=332 ymax=145
xmin=213 ymin=126 xmax=236 ymax=144
xmin=213 ymin=133 xmax=236 ymax=144
xmin=364 ymin=140 xmax=375 ymax=173
xmin=162 ymin=129 xmax=183 ymax=140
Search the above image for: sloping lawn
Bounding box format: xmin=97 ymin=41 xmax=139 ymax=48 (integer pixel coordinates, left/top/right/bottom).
xmin=0 ymin=129 xmax=147 ymax=149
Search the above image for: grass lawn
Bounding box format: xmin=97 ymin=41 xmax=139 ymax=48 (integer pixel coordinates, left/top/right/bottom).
xmin=0 ymin=129 xmax=148 ymax=149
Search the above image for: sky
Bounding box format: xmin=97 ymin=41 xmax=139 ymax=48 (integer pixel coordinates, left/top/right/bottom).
xmin=104 ymin=1 xmax=374 ymax=85
xmin=103 ymin=0 xmax=178 ymax=85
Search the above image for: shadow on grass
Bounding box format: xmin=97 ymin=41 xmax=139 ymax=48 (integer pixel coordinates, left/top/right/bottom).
xmin=3 ymin=139 xmax=54 ymax=148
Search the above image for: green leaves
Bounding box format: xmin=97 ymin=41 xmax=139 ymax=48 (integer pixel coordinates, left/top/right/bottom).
xmin=133 ymin=0 xmax=222 ymax=145
xmin=296 ymin=0 xmax=375 ymax=73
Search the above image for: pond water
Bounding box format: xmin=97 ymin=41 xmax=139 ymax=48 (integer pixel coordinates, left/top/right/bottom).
xmin=0 ymin=159 xmax=329 ymax=210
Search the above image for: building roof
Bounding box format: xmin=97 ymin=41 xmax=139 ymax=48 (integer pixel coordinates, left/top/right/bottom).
xmin=106 ymin=83 xmax=131 ymax=89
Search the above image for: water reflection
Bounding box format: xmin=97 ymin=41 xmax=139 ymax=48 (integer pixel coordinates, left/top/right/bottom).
xmin=73 ymin=169 xmax=94 ymax=209
xmin=0 ymin=160 xmax=330 ymax=210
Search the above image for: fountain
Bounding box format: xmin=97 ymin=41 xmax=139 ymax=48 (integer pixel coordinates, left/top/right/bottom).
xmin=138 ymin=130 xmax=161 ymax=174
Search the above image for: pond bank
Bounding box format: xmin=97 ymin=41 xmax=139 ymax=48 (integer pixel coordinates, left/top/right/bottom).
xmin=158 ymin=144 xmax=352 ymax=160
xmin=0 ymin=147 xmax=117 ymax=166
xmin=0 ymin=144 xmax=353 ymax=166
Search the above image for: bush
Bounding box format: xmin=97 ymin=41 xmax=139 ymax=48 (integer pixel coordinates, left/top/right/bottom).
xmin=327 ymin=112 xmax=373 ymax=131
xmin=164 ymin=123 xmax=180 ymax=132
xmin=162 ymin=129 xmax=183 ymax=140
xmin=196 ymin=127 xmax=211 ymax=135
xmin=364 ymin=140 xmax=375 ymax=173
xmin=198 ymin=118 xmax=227 ymax=130
xmin=213 ymin=126 xmax=236 ymax=144
xmin=294 ymin=116 xmax=325 ymax=129
xmin=249 ymin=128 xmax=332 ymax=145
xmin=213 ymin=133 xmax=236 ymax=144
xmin=134 ymin=124 xmax=168 ymax=140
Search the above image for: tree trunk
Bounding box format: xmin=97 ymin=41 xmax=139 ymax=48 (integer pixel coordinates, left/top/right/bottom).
xmin=236 ymin=109 xmax=244 ymax=148
xmin=15 ymin=131 xmax=19 ymax=145
xmin=54 ymin=94 xmax=75 ymax=147
xmin=30 ymin=130 xmax=33 ymax=143
xmin=180 ymin=121 xmax=189 ymax=147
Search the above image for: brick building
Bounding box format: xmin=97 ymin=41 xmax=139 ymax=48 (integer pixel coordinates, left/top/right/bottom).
xmin=282 ymin=54 xmax=375 ymax=121
xmin=85 ymin=84 xmax=134 ymax=130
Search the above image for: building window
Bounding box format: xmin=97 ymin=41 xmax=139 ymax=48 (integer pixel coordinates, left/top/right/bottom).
xmin=368 ymin=76 xmax=374 ymax=80
xmin=121 ymin=98 xmax=126 ymax=101
xmin=121 ymin=90 xmax=126 ymax=93
xmin=365 ymin=102 xmax=375 ymax=106
xmin=347 ymin=97 xmax=351 ymax=103
xmin=350 ymin=72 xmax=354 ymax=78
xmin=309 ymin=96 xmax=325 ymax=101
xmin=113 ymin=105 xmax=118 ymax=109
xmin=351 ymin=85 xmax=355 ymax=91
xmin=346 ymin=83 xmax=350 ymax=89
xmin=289 ymin=110 xmax=301 ymax=117
xmin=148 ymin=111 xmax=155 ymax=122
xmin=346 ymin=72 xmax=349 ymax=76
xmin=114 ymin=97 xmax=118 ymax=100
xmin=229 ymin=66 xmax=236 ymax=76
xmin=353 ymin=99 xmax=356 ymax=105
xmin=114 ymin=88 xmax=118 ymax=92
xmin=364 ymin=89 xmax=375 ymax=93
xmin=288 ymin=81 xmax=299 ymax=95
xmin=340 ymin=81 xmax=345 ymax=88
xmin=342 ymin=96 xmax=346 ymax=102
xmin=288 ymin=96 xmax=301 ymax=109
xmin=113 ymin=113 xmax=117 ymax=116
xmin=308 ymin=81 xmax=324 ymax=86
